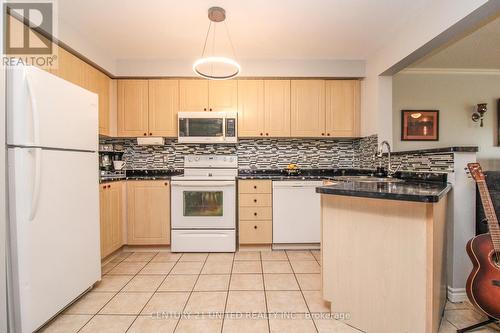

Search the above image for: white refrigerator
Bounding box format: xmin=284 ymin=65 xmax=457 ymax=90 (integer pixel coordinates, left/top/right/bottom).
xmin=6 ymin=65 xmax=101 ymax=333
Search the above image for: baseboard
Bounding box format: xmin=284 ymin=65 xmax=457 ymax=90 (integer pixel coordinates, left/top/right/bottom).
xmin=447 ymin=286 xmax=467 ymax=303
xmin=272 ymin=243 xmax=321 ymax=250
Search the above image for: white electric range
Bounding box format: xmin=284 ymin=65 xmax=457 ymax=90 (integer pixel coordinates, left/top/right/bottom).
xmin=170 ymin=155 xmax=237 ymax=252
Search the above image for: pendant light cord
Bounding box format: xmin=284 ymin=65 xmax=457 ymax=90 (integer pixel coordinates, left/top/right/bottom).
xmin=200 ymin=21 xmax=212 ymax=58
xmin=224 ymin=21 xmax=238 ymax=60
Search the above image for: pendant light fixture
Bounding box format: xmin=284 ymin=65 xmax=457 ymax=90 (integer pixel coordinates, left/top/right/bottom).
xmin=193 ymin=7 xmax=240 ymax=80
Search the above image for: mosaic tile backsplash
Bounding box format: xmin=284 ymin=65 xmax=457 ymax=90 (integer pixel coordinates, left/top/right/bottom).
xmin=100 ymin=135 xmax=455 ymax=172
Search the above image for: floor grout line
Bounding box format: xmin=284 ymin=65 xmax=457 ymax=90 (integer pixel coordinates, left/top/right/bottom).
xmin=220 ymin=254 xmax=236 ymax=333
xmin=124 ymin=252 xmax=182 ymax=333
xmin=260 ymin=251 xmax=272 ymax=333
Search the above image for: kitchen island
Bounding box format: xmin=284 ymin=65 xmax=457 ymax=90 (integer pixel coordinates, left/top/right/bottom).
xmin=317 ymin=180 xmax=451 ymax=333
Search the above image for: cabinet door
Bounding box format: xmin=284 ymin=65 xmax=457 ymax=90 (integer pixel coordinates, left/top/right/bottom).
xmin=99 ymin=185 xmax=110 ymax=258
xmin=127 ymin=181 xmax=170 ymax=245
xmin=108 ymin=182 xmax=123 ymax=252
xmin=264 ymin=80 xmax=290 ymax=137
xmin=325 ymin=80 xmax=360 ymax=137
xmin=149 ymin=80 xmax=179 ymax=137
xmin=97 ymin=72 xmax=111 ymax=136
xmin=209 ymin=80 xmax=237 ymax=111
xmin=237 ymin=80 xmax=265 ymax=137
xmin=57 ymin=48 xmax=86 ymax=87
xmin=291 ymin=80 xmax=325 ymax=137
xmin=117 ymin=80 xmax=149 ymax=137
xmin=179 ymin=80 xmax=209 ymax=111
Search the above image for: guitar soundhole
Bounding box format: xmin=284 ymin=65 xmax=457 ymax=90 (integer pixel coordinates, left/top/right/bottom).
xmin=492 ymin=251 xmax=500 ymax=269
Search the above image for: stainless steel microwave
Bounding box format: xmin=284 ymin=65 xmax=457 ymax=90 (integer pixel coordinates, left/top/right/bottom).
xmin=178 ymin=111 xmax=238 ymax=144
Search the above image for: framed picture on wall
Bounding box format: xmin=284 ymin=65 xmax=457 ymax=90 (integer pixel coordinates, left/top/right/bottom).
xmin=401 ymin=110 xmax=439 ymax=141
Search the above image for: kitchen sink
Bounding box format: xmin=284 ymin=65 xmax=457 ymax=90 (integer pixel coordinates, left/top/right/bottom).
xmin=332 ymin=176 xmax=405 ymax=183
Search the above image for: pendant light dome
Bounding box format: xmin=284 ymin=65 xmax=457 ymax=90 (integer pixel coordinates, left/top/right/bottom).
xmin=193 ymin=7 xmax=240 ymax=80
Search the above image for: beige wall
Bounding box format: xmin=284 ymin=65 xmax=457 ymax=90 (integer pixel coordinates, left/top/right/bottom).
xmin=393 ymin=72 xmax=500 ymax=170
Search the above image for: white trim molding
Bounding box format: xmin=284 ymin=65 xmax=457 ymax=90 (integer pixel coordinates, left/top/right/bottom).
xmin=447 ymin=286 xmax=468 ymax=303
xmin=400 ymin=68 xmax=500 ymax=75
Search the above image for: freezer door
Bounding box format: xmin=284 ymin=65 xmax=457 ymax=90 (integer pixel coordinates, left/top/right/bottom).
xmin=7 ymin=65 xmax=98 ymax=151
xmin=8 ymin=148 xmax=100 ymax=333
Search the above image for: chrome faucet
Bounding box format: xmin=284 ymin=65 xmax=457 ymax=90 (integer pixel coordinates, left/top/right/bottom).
xmin=375 ymin=141 xmax=400 ymax=177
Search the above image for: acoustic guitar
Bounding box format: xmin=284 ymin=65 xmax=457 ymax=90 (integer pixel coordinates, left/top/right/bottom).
xmin=465 ymin=163 xmax=500 ymax=322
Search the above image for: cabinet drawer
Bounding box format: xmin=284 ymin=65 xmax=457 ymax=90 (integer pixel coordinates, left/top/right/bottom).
xmin=239 ymin=221 xmax=272 ymax=244
xmin=239 ymin=193 xmax=272 ymax=207
xmin=239 ymin=207 xmax=272 ymax=220
xmin=239 ymin=180 xmax=272 ymax=194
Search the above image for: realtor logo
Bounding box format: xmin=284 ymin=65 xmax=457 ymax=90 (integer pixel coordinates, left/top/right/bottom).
xmin=4 ymin=2 xmax=53 ymax=54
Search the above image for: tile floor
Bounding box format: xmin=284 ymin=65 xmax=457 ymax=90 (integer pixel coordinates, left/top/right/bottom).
xmin=40 ymin=250 xmax=500 ymax=333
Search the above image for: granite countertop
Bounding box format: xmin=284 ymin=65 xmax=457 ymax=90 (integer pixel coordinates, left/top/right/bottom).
xmin=100 ymin=169 xmax=183 ymax=183
xmin=238 ymin=168 xmax=374 ymax=180
xmin=316 ymin=180 xmax=451 ymax=203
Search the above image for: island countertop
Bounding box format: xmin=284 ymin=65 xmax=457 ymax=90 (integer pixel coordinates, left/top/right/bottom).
xmin=316 ymin=180 xmax=451 ymax=203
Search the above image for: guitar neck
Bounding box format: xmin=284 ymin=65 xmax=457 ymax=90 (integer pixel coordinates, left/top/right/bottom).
xmin=477 ymin=181 xmax=500 ymax=252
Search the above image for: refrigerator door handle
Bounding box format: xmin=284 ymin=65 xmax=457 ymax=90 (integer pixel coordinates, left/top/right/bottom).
xmin=25 ymin=73 xmax=40 ymax=145
xmin=29 ymin=148 xmax=42 ymax=221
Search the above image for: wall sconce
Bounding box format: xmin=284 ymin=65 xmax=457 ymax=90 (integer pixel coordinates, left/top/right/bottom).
xmin=472 ymin=103 xmax=487 ymax=127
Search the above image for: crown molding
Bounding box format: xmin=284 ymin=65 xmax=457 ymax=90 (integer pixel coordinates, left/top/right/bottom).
xmin=400 ymin=67 xmax=500 ymax=75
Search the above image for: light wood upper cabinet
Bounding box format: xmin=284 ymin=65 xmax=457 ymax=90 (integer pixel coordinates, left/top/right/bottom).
xmin=97 ymin=72 xmax=111 ymax=136
xmin=209 ymin=80 xmax=238 ymax=111
xmin=325 ymin=80 xmax=360 ymax=137
xmin=179 ymin=80 xmax=209 ymax=111
xmin=127 ymin=181 xmax=171 ymax=245
xmin=264 ymin=80 xmax=291 ymax=137
xmin=237 ymin=80 xmax=265 ymax=137
xmin=56 ymin=48 xmax=86 ymax=87
xmin=117 ymin=80 xmax=149 ymax=137
xmin=99 ymin=182 xmax=123 ymax=259
xmin=148 ymin=80 xmax=179 ymax=137
xmin=291 ymin=80 xmax=325 ymax=137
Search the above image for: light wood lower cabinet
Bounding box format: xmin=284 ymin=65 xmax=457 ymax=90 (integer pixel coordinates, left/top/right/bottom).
xmin=99 ymin=182 xmax=124 ymax=259
xmin=238 ymin=180 xmax=272 ymax=244
xmin=127 ymin=180 xmax=171 ymax=245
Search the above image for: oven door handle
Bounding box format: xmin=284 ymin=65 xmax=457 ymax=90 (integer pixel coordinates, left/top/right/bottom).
xmin=171 ymin=181 xmax=235 ymax=187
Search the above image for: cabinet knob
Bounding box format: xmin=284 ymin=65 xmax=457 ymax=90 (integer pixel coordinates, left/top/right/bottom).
xmin=203 ymin=108 xmax=207 ymax=111
xmin=321 ymin=133 xmax=325 ymax=136
xmin=260 ymin=133 xmax=263 ymax=136
xmin=253 ymin=199 xmax=257 ymax=203
xmin=254 ymin=212 xmax=257 ymax=216
xmin=253 ymin=185 xmax=257 ymax=189
xmin=143 ymin=133 xmax=147 ymax=136
xmin=102 ymin=185 xmax=106 ymax=189
xmin=254 ymin=225 xmax=258 ymax=229
xmin=107 ymin=185 xmax=111 ymax=188
xmin=327 ymin=133 xmax=330 ymax=136
xmin=266 ymin=133 xmax=269 ymax=136
xmin=209 ymin=108 xmax=212 ymax=112
xmin=149 ymin=132 xmax=152 ymax=136
xmin=164 ymin=182 xmax=168 ymax=186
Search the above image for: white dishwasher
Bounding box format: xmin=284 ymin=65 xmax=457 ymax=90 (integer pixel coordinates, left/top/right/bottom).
xmin=272 ymin=180 xmax=323 ymax=246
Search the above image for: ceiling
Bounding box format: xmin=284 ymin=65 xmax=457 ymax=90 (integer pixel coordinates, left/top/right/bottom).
xmin=57 ymin=0 xmax=435 ymax=63
xmin=410 ymin=16 xmax=500 ymax=69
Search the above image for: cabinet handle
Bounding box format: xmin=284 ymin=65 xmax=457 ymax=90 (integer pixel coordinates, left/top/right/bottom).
xmin=254 ymin=225 xmax=258 ymax=229
xmin=253 ymin=199 xmax=257 ymax=203
xmin=254 ymin=212 xmax=258 ymax=216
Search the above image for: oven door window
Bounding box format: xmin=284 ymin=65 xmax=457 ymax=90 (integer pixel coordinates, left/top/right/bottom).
xmin=179 ymin=118 xmax=224 ymax=137
xmin=183 ymin=191 xmax=223 ymax=216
